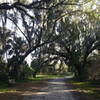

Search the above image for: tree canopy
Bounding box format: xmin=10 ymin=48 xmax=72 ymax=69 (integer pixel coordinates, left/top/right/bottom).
xmin=0 ymin=0 xmax=100 ymax=81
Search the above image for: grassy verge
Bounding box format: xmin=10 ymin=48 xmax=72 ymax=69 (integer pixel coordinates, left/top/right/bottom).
xmin=0 ymin=74 xmax=65 ymax=92
xmin=0 ymin=83 xmax=16 ymax=93
xmin=68 ymin=79 xmax=100 ymax=100
xmin=16 ymin=74 xmax=66 ymax=83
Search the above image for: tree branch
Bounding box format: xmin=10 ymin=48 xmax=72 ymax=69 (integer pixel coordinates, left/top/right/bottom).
xmin=0 ymin=0 xmax=81 ymax=10
xmin=7 ymin=17 xmax=29 ymax=42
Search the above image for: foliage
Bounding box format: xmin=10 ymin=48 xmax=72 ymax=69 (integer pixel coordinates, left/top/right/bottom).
xmin=68 ymin=79 xmax=100 ymax=99
xmin=20 ymin=61 xmax=33 ymax=79
xmin=0 ymin=0 xmax=99 ymax=80
xmin=0 ymin=83 xmax=16 ymax=92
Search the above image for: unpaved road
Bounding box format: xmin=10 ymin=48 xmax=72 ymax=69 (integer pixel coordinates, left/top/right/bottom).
xmin=22 ymin=77 xmax=75 ymax=100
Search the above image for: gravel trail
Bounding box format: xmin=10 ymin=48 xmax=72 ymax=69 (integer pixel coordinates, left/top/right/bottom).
xmin=23 ymin=77 xmax=75 ymax=100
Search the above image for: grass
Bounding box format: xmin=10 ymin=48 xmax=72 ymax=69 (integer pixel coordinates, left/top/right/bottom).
xmin=36 ymin=74 xmax=66 ymax=79
xmin=16 ymin=74 xmax=66 ymax=83
xmin=0 ymin=83 xmax=16 ymax=93
xmin=68 ymin=79 xmax=100 ymax=99
xmin=0 ymin=74 xmax=65 ymax=92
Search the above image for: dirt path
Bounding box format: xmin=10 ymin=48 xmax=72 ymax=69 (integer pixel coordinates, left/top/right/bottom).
xmin=22 ymin=77 xmax=75 ymax=100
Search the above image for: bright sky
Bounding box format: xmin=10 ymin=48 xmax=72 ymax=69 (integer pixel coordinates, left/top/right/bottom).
xmin=0 ymin=0 xmax=34 ymax=66
xmin=0 ymin=0 xmax=33 ymax=3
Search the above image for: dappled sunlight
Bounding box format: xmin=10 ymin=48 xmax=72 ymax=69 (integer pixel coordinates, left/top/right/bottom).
xmin=76 ymin=89 xmax=93 ymax=94
xmin=21 ymin=89 xmax=77 ymax=96
xmin=0 ymin=90 xmax=16 ymax=94
xmin=57 ymin=89 xmax=76 ymax=93
xmin=36 ymin=92 xmax=49 ymax=95
xmin=21 ymin=91 xmax=38 ymax=96
xmin=37 ymin=89 xmax=76 ymax=95
xmin=69 ymin=80 xmax=100 ymax=99
xmin=1 ymin=77 xmax=99 ymax=100
xmin=48 ymin=81 xmax=65 ymax=85
xmin=0 ymin=0 xmax=99 ymax=99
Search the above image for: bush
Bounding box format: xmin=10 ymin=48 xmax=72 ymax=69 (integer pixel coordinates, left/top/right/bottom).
xmin=0 ymin=72 xmax=8 ymax=83
xmin=20 ymin=66 xmax=33 ymax=79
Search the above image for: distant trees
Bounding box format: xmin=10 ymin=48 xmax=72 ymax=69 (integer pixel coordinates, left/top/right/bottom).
xmin=43 ymin=15 xmax=100 ymax=80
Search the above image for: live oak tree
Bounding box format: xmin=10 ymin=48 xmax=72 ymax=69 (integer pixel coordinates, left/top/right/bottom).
xmin=0 ymin=0 xmax=74 ymax=80
xmin=0 ymin=27 xmax=13 ymax=82
xmin=0 ymin=0 xmax=100 ymax=80
xmin=43 ymin=9 xmax=100 ymax=80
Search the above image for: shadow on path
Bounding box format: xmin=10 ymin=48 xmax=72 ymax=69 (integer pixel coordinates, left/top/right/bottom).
xmin=0 ymin=77 xmax=79 ymax=100
xmin=22 ymin=77 xmax=75 ymax=100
